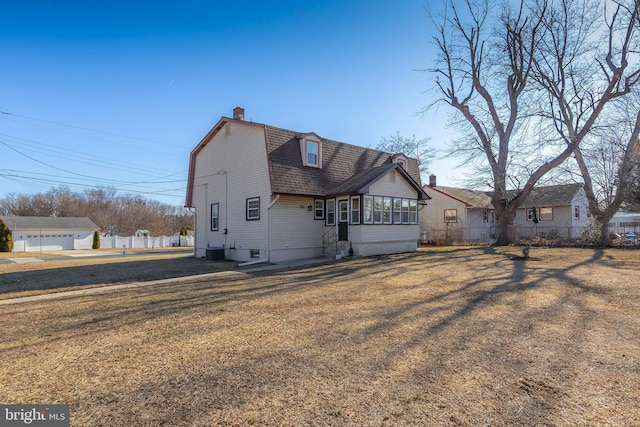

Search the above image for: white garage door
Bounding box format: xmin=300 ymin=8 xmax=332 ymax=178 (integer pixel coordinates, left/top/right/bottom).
xmin=25 ymin=233 xmax=74 ymax=251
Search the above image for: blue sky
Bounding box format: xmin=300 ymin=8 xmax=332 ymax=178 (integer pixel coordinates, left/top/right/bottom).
xmin=0 ymin=0 xmax=460 ymax=206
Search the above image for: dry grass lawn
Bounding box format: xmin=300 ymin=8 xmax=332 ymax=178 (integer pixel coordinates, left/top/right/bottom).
xmin=1 ymin=247 xmax=639 ymax=426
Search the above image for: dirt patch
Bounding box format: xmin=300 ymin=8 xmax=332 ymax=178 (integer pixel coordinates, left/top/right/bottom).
xmin=0 ymin=247 xmax=639 ymax=426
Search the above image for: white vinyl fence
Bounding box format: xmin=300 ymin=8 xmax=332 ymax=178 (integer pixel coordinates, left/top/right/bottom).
xmin=100 ymin=235 xmax=194 ymax=249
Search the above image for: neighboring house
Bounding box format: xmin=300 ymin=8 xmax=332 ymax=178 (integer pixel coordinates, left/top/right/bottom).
xmin=510 ymin=183 xmax=591 ymax=240
xmin=185 ymin=107 xmax=429 ymax=262
xmin=0 ymin=216 xmax=99 ymax=252
xmin=421 ymin=175 xmax=496 ymax=244
xmin=420 ymin=180 xmax=590 ymax=243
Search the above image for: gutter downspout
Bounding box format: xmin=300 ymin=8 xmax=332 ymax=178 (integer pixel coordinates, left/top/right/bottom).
xmin=267 ymin=194 xmax=280 ymax=262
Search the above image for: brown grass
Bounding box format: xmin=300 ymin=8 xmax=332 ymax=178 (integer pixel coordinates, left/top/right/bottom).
xmin=1 ymin=247 xmax=639 ymax=426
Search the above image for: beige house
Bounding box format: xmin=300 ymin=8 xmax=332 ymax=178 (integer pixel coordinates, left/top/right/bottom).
xmin=185 ymin=107 xmax=428 ymax=263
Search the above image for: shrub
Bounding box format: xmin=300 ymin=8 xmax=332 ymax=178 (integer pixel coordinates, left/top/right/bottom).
xmin=92 ymin=230 xmax=101 ymax=250
xmin=0 ymin=220 xmax=14 ymax=252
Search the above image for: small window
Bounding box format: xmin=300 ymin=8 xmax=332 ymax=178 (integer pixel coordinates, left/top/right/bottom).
xmin=326 ymin=199 xmax=336 ymax=225
xmin=527 ymin=208 xmax=537 ymax=221
xmin=540 ymin=207 xmax=553 ymax=221
xmin=393 ymin=198 xmax=402 ymax=223
xmin=211 ymin=203 xmax=219 ymax=231
xmin=351 ymin=196 xmax=360 ymax=224
xmin=363 ymin=196 xmax=373 ymax=224
xmin=250 ymin=249 xmax=261 ymax=259
xmin=246 ymin=197 xmax=260 ymax=221
xmin=483 ymin=210 xmax=488 ymax=222
xmin=339 ymin=200 xmax=349 ymax=222
xmin=397 ymin=160 xmax=405 ymax=169
xmin=402 ymin=199 xmax=410 ymax=223
xmin=574 ymin=206 xmax=580 ymax=220
xmin=444 ymin=209 xmax=457 ymax=223
xmin=383 ymin=197 xmax=393 ymax=224
xmin=307 ymin=141 xmax=319 ymax=166
xmin=314 ymin=199 xmax=325 ymax=220
xmin=373 ymin=196 xmax=383 ymax=224
xmin=409 ymin=200 xmax=418 ymax=224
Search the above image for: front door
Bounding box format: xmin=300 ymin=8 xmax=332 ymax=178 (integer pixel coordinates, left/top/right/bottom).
xmin=338 ymin=199 xmax=349 ymax=241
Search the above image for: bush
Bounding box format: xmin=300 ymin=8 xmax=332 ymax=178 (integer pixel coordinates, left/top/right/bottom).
xmin=0 ymin=220 xmax=14 ymax=252
xmin=92 ymin=230 xmax=100 ymax=250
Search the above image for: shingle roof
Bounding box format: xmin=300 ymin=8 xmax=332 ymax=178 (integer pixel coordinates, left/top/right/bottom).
xmin=425 ymin=183 xmax=583 ymax=209
xmin=428 ymin=186 xmax=494 ymax=209
xmin=264 ymin=125 xmax=424 ymax=197
xmin=506 ymin=183 xmax=583 ymax=207
xmin=0 ymin=216 xmax=99 ymax=230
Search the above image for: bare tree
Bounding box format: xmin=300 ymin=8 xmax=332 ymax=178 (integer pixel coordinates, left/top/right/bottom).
xmin=376 ymin=132 xmax=435 ymax=181
xmin=532 ymin=0 xmax=640 ymax=245
xmin=428 ymin=0 xmax=640 ymax=245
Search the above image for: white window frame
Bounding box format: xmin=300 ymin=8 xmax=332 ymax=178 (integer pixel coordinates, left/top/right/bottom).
xmin=314 ymin=199 xmax=325 ymax=220
xmin=363 ymin=196 xmax=373 ymax=224
xmin=574 ymin=206 xmax=580 ymax=220
xmin=246 ymin=197 xmax=260 ymax=221
xmin=350 ymin=196 xmax=361 ymax=224
xmin=409 ymin=200 xmax=418 ymax=224
xmin=211 ymin=203 xmax=219 ymax=231
xmin=326 ymin=199 xmax=336 ymax=226
xmin=373 ymin=196 xmax=383 ymax=224
xmin=383 ymin=197 xmax=393 ymax=224
xmin=393 ymin=198 xmax=402 ymax=223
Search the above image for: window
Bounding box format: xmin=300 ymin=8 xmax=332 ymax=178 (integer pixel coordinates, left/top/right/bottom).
xmin=250 ymin=249 xmax=261 ymax=259
xmin=540 ymin=207 xmax=553 ymax=221
xmin=383 ymin=197 xmax=393 ymax=224
xmin=393 ymin=198 xmax=402 ymax=223
xmin=483 ymin=210 xmax=488 ymax=222
xmin=402 ymin=199 xmax=410 ymax=223
xmin=326 ymin=199 xmax=336 ymax=225
xmin=444 ymin=209 xmax=457 ymax=223
xmin=527 ymin=208 xmax=538 ymax=221
xmin=373 ymin=196 xmax=383 ymax=224
xmin=339 ymin=200 xmax=349 ymax=222
xmin=409 ymin=200 xmax=418 ymax=223
xmin=211 ymin=203 xmax=219 ymax=231
xmin=351 ymin=196 xmax=360 ymax=224
xmin=397 ymin=160 xmax=405 ymax=169
xmin=363 ymin=196 xmax=373 ymax=224
xmin=314 ymin=199 xmax=325 ymax=220
xmin=246 ymin=197 xmax=260 ymax=220
xmin=574 ymin=206 xmax=580 ymax=220
xmin=307 ymin=141 xmax=319 ymax=166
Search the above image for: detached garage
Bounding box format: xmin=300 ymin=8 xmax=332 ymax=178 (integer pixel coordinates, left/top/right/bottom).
xmin=0 ymin=216 xmax=99 ymax=252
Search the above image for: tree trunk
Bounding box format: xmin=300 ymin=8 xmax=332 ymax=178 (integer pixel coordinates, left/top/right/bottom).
xmin=597 ymin=220 xmax=611 ymax=247
xmin=493 ymin=204 xmax=518 ymax=246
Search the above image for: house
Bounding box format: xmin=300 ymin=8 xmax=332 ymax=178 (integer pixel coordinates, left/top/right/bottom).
xmin=421 ymin=175 xmax=496 ymax=244
xmin=184 ymin=107 xmax=429 ymax=262
xmin=420 ymin=180 xmax=590 ymax=243
xmin=510 ymin=183 xmax=590 ymax=240
xmin=0 ymin=216 xmax=99 ymax=252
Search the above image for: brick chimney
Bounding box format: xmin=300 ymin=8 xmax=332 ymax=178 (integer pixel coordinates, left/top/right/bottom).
xmin=429 ymin=174 xmax=437 ymax=187
xmin=233 ymin=106 xmax=245 ymax=121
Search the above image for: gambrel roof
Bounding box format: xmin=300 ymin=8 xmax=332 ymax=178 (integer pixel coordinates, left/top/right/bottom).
xmin=186 ymin=116 xmax=428 ymax=206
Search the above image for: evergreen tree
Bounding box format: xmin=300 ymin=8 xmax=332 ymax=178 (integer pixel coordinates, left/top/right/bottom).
xmin=0 ymin=220 xmax=14 ymax=252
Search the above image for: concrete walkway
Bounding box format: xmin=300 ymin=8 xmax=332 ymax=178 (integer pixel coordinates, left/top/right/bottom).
xmin=0 ymin=257 xmax=335 ymax=306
